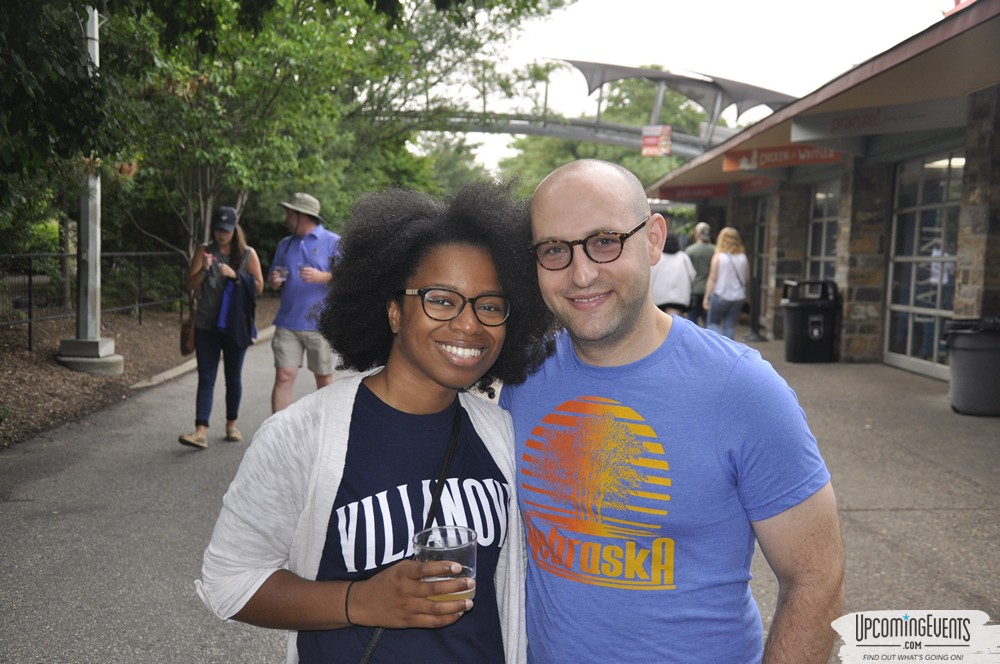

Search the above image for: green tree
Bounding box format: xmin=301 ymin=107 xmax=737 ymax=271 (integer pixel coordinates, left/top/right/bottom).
xmin=415 ymin=133 xmax=491 ymax=196
xmin=0 ymin=1 xmax=126 ymax=253
xmin=108 ymin=0 xmax=567 ymax=262
xmin=0 ymin=2 xmax=126 ymax=184
xmin=2 ymin=0 xmax=568 ymax=261
xmin=106 ymin=1 xmax=367 ymax=257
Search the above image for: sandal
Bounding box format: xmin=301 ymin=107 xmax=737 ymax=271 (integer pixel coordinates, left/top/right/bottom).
xmin=178 ymin=431 xmax=207 ymax=449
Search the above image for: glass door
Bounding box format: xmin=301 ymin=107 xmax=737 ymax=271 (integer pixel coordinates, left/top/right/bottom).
xmin=884 ymin=153 xmax=962 ymax=379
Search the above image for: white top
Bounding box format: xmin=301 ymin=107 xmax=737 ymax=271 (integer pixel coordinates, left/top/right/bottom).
xmin=713 ymin=253 xmax=749 ymax=301
xmin=650 ymin=251 xmax=696 ymax=306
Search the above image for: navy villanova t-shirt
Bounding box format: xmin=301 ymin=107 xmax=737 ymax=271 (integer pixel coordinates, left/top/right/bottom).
xmin=297 ymin=385 xmax=509 ymax=663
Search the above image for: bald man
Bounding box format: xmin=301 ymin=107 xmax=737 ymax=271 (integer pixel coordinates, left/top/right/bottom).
xmin=499 ymin=159 xmax=844 ymax=664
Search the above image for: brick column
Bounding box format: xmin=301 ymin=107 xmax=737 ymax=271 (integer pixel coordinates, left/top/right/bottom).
xmin=839 ymin=158 xmax=893 ymax=362
xmin=955 ymin=85 xmax=1000 ymax=319
xmin=769 ymin=182 xmax=811 ymax=338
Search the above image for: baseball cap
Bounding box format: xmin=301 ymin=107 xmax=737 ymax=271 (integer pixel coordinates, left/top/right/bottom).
xmin=211 ymin=206 xmax=238 ymax=232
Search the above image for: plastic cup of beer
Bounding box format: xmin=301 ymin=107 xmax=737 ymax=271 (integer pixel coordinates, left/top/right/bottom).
xmin=273 ymin=266 xmax=289 ymax=284
xmin=413 ymin=525 xmax=477 ymax=601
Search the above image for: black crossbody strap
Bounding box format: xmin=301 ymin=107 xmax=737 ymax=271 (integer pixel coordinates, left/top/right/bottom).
xmin=358 ymin=403 xmax=464 ymax=664
xmin=423 ymin=407 xmax=462 ymax=529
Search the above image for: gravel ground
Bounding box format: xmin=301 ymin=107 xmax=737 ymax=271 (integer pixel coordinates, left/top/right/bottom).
xmin=0 ymin=296 xmax=281 ymax=449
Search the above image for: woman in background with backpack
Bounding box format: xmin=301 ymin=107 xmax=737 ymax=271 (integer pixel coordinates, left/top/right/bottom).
xmin=178 ymin=206 xmax=264 ymax=449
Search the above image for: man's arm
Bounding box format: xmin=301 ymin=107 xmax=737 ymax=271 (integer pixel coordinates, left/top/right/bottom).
xmin=753 ymin=481 xmax=845 ymax=664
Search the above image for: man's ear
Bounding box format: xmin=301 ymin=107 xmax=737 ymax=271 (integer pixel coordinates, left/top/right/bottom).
xmin=648 ymin=213 xmax=668 ymax=263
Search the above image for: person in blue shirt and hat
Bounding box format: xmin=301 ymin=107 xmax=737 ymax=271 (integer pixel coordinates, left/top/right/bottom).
xmin=268 ymin=192 xmax=342 ymax=412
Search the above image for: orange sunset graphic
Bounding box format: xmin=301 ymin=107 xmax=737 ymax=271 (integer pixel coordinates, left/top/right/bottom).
xmin=520 ymin=396 xmax=676 ymax=589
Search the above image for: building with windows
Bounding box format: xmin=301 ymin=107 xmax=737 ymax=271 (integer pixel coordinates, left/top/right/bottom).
xmin=646 ymin=0 xmax=999 ymax=380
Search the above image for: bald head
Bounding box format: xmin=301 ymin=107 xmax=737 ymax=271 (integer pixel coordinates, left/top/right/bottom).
xmin=695 ymin=222 xmax=712 ymax=242
xmin=531 ymin=159 xmax=650 ymax=226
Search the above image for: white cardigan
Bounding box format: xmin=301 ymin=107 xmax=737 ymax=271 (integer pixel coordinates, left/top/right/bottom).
xmin=195 ymin=371 xmax=527 ymax=663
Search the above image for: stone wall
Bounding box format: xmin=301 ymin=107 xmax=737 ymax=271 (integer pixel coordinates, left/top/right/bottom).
xmin=839 ymin=158 xmax=893 ymax=362
xmin=679 ymin=84 xmax=999 ymax=369
xmin=769 ymin=182 xmax=812 ymax=338
xmin=956 ymin=85 xmax=1000 ymax=320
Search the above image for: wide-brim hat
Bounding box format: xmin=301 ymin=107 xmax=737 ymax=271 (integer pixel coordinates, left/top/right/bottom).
xmin=211 ymin=206 xmax=238 ymax=232
xmin=278 ymin=192 xmax=324 ymax=222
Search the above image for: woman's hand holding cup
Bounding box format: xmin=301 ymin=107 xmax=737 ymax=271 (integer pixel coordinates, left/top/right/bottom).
xmin=413 ymin=526 xmax=477 ymax=602
xmin=346 ymin=559 xmax=472 ymax=629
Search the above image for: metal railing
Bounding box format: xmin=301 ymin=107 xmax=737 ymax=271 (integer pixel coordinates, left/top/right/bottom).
xmin=0 ymin=251 xmax=187 ymax=350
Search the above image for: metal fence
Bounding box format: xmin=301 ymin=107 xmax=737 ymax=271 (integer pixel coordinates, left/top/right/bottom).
xmin=0 ymin=251 xmax=188 ymax=350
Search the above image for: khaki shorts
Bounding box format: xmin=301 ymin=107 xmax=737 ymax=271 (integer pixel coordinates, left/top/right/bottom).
xmin=272 ymin=327 xmax=335 ymax=376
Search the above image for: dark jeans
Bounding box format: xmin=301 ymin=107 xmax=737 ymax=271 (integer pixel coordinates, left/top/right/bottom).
xmin=687 ymin=292 xmax=708 ymax=327
xmin=194 ymin=327 xmax=247 ymax=427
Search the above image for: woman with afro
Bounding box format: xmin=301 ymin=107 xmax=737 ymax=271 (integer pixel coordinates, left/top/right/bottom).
xmin=197 ymin=180 xmax=556 ymax=664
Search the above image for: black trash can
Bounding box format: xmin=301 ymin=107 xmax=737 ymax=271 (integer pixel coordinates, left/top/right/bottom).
xmin=781 ymin=280 xmax=839 ymax=363
xmin=945 ymin=317 xmax=1000 ymax=416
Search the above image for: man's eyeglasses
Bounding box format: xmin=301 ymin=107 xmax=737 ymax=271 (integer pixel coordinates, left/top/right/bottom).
xmin=399 ymin=288 xmax=510 ymax=327
xmin=530 ymin=217 xmax=650 ymax=271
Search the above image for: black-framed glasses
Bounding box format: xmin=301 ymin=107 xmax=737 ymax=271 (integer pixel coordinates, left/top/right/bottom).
xmin=399 ymin=288 xmax=510 ymax=327
xmin=530 ymin=216 xmax=650 ymax=271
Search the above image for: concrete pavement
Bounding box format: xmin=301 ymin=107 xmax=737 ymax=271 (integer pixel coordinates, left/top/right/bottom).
xmin=744 ymin=335 xmax=1000 ymax=662
xmin=1 ymin=328 xmax=297 ymax=663
xmin=1 ymin=325 xmax=997 ymax=663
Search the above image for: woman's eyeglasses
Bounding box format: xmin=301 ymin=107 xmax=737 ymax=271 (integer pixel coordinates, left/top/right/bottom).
xmin=399 ymin=288 xmax=510 ymax=326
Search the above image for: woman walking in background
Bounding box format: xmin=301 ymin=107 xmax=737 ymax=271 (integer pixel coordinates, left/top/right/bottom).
xmin=649 ymin=233 xmax=696 ymax=316
xmin=703 ymin=227 xmax=750 ymax=339
xmin=178 ymin=206 xmax=264 ymax=449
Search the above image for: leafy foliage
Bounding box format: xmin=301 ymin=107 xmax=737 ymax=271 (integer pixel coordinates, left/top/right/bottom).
xmin=415 ymin=133 xmax=492 ymax=196
xmin=105 ymin=0 xmax=569 ymax=262
xmin=0 ymin=2 xmax=121 ymax=180
xmin=0 ymin=0 xmax=127 ymax=247
xmin=2 ymin=0 xmax=567 ymax=265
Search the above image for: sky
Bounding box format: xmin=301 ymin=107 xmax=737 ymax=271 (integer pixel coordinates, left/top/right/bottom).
xmin=470 ymin=0 xmax=957 ymax=169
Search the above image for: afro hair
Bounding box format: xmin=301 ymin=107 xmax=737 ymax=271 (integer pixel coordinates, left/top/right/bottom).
xmin=318 ymin=180 xmax=557 ymax=395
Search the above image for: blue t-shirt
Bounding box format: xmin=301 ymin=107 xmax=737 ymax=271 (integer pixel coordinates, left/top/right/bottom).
xmin=297 ymin=385 xmax=508 ymax=664
xmin=499 ymin=317 xmax=831 ymax=664
xmin=271 ymin=225 xmax=340 ymax=331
